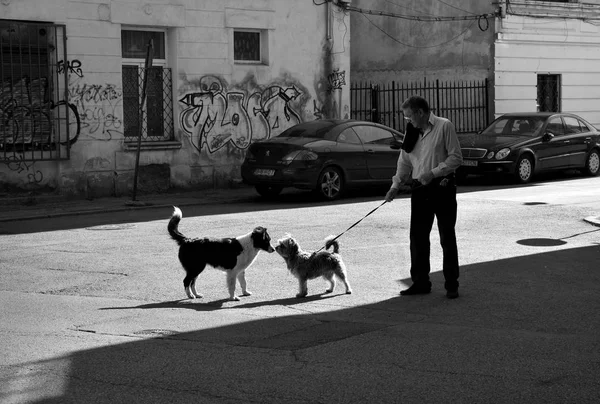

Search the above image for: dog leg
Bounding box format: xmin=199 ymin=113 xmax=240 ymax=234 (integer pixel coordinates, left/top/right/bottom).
xmin=296 ymin=278 xmax=308 ymax=298
xmin=226 ymin=272 xmax=240 ymax=301
xmin=237 ymin=270 xmax=252 ymax=297
xmin=184 ymin=275 xmax=201 ymax=299
xmin=324 ymin=273 xmax=336 ymax=294
xmin=190 ymin=278 xmax=203 ymax=298
xmin=336 ymin=267 xmax=352 ymax=294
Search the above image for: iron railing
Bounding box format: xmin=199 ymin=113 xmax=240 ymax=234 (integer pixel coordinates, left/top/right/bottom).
xmin=351 ymin=78 xmax=490 ymax=134
xmin=122 ymin=66 xmax=173 ymax=142
xmin=1 ymin=21 xmax=70 ymax=162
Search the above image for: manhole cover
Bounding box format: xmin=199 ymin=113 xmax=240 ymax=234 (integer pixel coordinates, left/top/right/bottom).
xmin=86 ymin=223 xmax=137 ymax=230
xmin=523 ymin=202 xmax=547 ymax=206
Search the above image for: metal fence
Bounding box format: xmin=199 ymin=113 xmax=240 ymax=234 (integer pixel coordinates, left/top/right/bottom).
xmin=350 ymin=78 xmax=490 ymax=134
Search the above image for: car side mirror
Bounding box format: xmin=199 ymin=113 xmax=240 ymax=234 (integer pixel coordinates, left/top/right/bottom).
xmin=390 ymin=140 xmax=402 ymax=150
xmin=542 ymin=132 xmax=555 ymax=142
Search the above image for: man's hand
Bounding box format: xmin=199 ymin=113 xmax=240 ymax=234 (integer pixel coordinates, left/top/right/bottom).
xmin=417 ymin=171 xmax=434 ymax=185
xmin=385 ymin=187 xmax=399 ymax=202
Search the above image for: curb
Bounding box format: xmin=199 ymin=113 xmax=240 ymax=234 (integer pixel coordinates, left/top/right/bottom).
xmin=0 ymin=192 xmax=257 ymax=223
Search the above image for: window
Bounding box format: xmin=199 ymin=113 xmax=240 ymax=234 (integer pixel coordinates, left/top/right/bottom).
xmin=234 ymin=30 xmax=268 ymax=64
xmin=1 ymin=20 xmax=70 ymax=162
xmin=121 ymin=29 xmax=173 ymax=142
xmin=352 ymin=126 xmax=396 ymax=145
xmin=563 ymin=116 xmax=585 ymax=134
xmin=537 ymin=74 xmax=561 ymax=113
xmin=336 ymin=129 xmax=361 ymax=144
xmin=546 ymin=117 xmax=566 ymax=136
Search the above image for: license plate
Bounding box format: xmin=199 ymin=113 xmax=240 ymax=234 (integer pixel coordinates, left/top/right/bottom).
xmin=254 ymin=169 xmax=275 ymax=176
xmin=462 ymin=160 xmax=478 ymax=167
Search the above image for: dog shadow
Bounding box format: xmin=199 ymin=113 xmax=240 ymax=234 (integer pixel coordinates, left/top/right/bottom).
xmin=99 ymin=298 xmax=231 ymax=312
xmin=230 ymin=292 xmax=341 ymax=309
xmin=100 ymin=293 xmax=342 ymax=312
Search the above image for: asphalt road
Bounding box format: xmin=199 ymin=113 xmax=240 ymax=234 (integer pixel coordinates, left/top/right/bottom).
xmin=1 ymin=175 xmax=599 ymax=403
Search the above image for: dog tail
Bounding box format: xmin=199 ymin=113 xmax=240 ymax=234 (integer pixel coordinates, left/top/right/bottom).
xmin=324 ymin=235 xmax=339 ymax=253
xmin=168 ymin=206 xmax=187 ymax=245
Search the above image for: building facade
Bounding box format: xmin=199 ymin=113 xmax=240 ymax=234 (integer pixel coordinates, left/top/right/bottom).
xmin=0 ymin=0 xmax=350 ymax=196
xmin=349 ymin=0 xmax=496 ymax=84
xmin=495 ymin=0 xmax=600 ymax=126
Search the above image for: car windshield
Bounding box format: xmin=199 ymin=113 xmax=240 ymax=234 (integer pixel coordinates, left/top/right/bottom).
xmin=277 ymin=121 xmax=337 ymax=138
xmin=481 ymin=116 xmax=547 ymax=137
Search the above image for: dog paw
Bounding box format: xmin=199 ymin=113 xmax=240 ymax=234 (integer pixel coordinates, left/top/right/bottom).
xmin=241 ymin=291 xmax=252 ymax=297
xmin=229 ymin=296 xmax=241 ymax=301
xmin=296 ymin=293 xmax=308 ymax=298
xmin=325 ymin=289 xmax=333 ymax=294
xmin=346 ymin=290 xmax=352 ymax=294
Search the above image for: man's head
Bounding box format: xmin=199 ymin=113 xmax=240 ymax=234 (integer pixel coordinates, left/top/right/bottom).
xmin=402 ymin=95 xmax=430 ymax=129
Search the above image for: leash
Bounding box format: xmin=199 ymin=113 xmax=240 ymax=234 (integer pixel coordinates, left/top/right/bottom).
xmin=315 ymin=200 xmax=388 ymax=253
xmin=314 ymin=182 xmax=431 ymax=253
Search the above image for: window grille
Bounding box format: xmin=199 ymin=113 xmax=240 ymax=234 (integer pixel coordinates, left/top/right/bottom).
xmin=537 ymin=74 xmax=561 ymax=113
xmin=121 ymin=29 xmax=173 ymax=142
xmin=234 ymin=31 xmax=261 ymax=62
xmin=1 ymin=21 xmax=71 ymax=162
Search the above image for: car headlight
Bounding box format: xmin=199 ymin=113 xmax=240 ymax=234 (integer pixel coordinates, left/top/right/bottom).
xmin=486 ymin=151 xmax=495 ymax=159
xmin=279 ymin=150 xmax=318 ymax=165
xmin=495 ymin=148 xmax=511 ymax=160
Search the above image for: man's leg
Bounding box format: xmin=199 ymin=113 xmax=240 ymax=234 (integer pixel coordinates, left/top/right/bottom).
xmin=434 ymin=183 xmax=460 ymax=295
xmin=406 ymin=188 xmax=435 ymax=290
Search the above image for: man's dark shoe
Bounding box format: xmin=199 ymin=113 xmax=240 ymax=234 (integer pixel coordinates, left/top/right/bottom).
xmin=400 ymin=284 xmax=431 ymax=296
xmin=446 ymin=290 xmax=459 ymax=299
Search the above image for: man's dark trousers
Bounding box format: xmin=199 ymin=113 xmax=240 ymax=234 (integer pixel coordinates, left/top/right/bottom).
xmin=409 ymin=177 xmax=460 ymax=292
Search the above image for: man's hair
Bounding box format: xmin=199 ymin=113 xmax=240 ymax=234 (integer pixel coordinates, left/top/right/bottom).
xmin=402 ymin=95 xmax=430 ymax=114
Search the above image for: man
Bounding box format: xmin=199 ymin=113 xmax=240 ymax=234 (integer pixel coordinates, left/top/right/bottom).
xmin=385 ymin=95 xmax=463 ymax=299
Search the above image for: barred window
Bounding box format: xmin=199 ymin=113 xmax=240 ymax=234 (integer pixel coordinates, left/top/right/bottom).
xmin=234 ymin=30 xmax=261 ymax=62
xmin=121 ymin=29 xmax=173 ymax=142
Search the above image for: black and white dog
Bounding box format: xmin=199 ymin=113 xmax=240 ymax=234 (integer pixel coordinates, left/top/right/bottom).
xmin=168 ymin=206 xmax=274 ymax=301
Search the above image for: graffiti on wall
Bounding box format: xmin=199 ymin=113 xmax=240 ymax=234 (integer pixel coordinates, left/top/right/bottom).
xmin=58 ymin=59 xmax=84 ymax=78
xmin=179 ymin=75 xmax=306 ymax=153
xmin=69 ymin=78 xmax=123 ymax=141
xmin=4 ymin=156 xmax=43 ymax=185
xmin=328 ymin=69 xmax=346 ymax=91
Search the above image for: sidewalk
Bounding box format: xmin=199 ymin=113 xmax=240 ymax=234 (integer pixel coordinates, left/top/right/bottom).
xmin=0 ymin=185 xmax=260 ymax=222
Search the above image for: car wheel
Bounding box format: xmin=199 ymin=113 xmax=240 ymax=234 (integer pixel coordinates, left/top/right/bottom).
xmin=316 ymin=166 xmax=344 ymax=201
xmin=515 ymin=154 xmax=534 ymax=183
xmin=584 ymin=149 xmax=600 ymax=176
xmin=255 ymin=185 xmax=283 ymax=198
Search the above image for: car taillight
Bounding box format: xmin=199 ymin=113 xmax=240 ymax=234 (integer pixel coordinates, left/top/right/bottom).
xmin=244 ymin=149 xmax=256 ymax=161
xmin=279 ymin=150 xmax=318 ymax=165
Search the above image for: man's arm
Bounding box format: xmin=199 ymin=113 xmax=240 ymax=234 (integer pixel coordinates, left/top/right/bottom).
xmin=391 ymin=150 xmax=412 ymax=189
xmin=431 ymin=120 xmax=463 ymax=177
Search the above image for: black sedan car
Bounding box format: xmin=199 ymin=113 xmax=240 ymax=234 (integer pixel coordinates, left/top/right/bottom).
xmin=457 ymin=112 xmax=600 ymax=183
xmin=241 ymin=119 xmax=404 ymax=200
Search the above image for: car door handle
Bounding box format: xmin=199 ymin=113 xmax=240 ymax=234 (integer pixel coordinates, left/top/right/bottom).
xmin=366 ymin=149 xmax=375 ymax=153
xmin=563 ymin=140 xmax=570 ymax=143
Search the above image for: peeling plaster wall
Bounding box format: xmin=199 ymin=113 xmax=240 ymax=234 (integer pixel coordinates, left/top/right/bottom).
xmin=350 ymin=0 xmax=495 ymax=84
xmin=0 ymin=0 xmax=351 ymax=196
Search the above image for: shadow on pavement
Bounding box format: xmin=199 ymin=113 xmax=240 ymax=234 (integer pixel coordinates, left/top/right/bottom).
xmin=3 ymin=244 xmax=600 ymax=403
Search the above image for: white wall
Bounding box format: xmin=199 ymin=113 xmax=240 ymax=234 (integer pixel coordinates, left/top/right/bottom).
xmin=495 ymin=13 xmax=600 ymax=126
